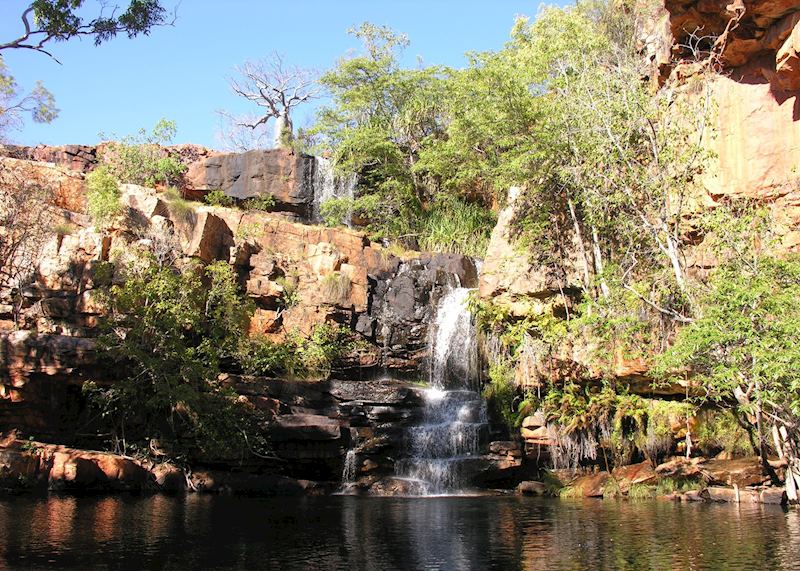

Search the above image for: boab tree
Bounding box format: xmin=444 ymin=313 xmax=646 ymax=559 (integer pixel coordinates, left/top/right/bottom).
xmin=228 ymin=53 xmax=320 ymax=150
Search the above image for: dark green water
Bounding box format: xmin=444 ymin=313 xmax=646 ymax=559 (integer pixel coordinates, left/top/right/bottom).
xmin=0 ymin=494 xmax=798 ymax=570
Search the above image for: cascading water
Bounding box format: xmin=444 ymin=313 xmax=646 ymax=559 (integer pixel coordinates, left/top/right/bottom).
xmin=429 ymin=287 xmax=479 ymax=392
xmin=311 ymin=156 xmax=356 ymax=225
xmin=338 ymin=428 xmax=360 ymax=494
xmin=397 ymin=286 xmax=488 ymax=495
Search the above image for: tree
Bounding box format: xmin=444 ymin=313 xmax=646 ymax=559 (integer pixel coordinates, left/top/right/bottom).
xmin=0 ymin=1 xmax=173 ymax=137
xmin=228 ymin=52 xmax=320 ymax=149
xmin=94 ymin=254 xmax=266 ymax=460
xmin=0 ymin=162 xmax=55 ymax=323
xmin=0 ymin=57 xmax=57 ymax=141
xmin=1 ymin=0 xmax=172 ymax=60
xmin=658 ymin=254 xmax=800 ymax=500
xmin=314 ymin=23 xmax=452 ymax=242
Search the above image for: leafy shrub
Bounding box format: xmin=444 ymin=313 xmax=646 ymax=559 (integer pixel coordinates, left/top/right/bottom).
xmin=237 ymin=335 xmax=292 ymax=376
xmin=276 ymin=274 xmax=299 ymax=308
xmin=284 ymin=324 xmax=352 ymax=379
xmin=694 ymin=409 xmax=754 ymax=458
xmin=92 ymin=260 xmax=115 ymax=287
xmin=627 ymin=484 xmax=657 ymax=500
xmin=241 ymin=194 xmax=276 ymax=212
xmin=86 ymin=166 xmax=122 ymax=228
xmin=91 ymin=255 xmax=265 ymax=460
xmin=559 ymin=484 xmax=583 ymax=499
xmin=235 ymin=222 xmax=262 ymax=240
xmin=163 ymin=187 xmax=195 ymax=223
xmin=100 ymin=118 xmax=187 ymax=187
xmin=654 ymin=477 xmax=702 ymax=496
xmin=54 ymin=223 xmax=76 ymax=236
xmin=204 ymin=189 xmax=234 ymax=207
xmin=418 ymin=196 xmax=496 ymax=258
xmin=237 ymin=323 xmax=352 ymax=380
xmin=482 ymin=359 xmax=519 ymax=430
xmin=321 ymin=197 xmax=353 ymax=227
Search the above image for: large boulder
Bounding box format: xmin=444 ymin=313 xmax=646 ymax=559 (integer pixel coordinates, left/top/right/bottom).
xmin=185 ymin=149 xmax=315 ymax=217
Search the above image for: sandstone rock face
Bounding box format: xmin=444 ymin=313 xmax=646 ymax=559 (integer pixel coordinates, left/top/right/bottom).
xmin=185 ymin=149 xmax=315 ymax=218
xmin=0 ymin=332 xmax=98 ymax=435
xmin=662 ymin=0 xmax=800 ymax=82
xmin=0 ymin=437 xmax=150 ymax=492
xmin=0 ymin=144 xmax=97 ymax=173
xmin=0 ymin=156 xmax=87 ymax=212
xmin=478 ymin=188 xmax=583 ymax=318
xmin=702 ymin=68 xmax=800 ymax=248
xmin=0 ymin=150 xmax=485 ymax=492
xmin=482 ymin=0 xmax=800 ymax=405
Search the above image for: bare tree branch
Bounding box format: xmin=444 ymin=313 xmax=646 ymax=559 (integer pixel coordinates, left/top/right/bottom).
xmin=226 ymin=52 xmax=320 ymax=149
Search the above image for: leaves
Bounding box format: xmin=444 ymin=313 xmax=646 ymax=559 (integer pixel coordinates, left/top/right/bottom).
xmin=96 ymin=257 xmax=259 ymax=459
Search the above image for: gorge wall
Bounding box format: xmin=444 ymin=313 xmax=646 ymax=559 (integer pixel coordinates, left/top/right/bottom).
xmin=0 ymin=145 xmax=522 ymax=494
xmin=1 ymin=0 xmax=797 ymax=498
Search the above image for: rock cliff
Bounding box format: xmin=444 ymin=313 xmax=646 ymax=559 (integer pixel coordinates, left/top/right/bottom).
xmin=0 ymin=144 xmax=511 ymax=494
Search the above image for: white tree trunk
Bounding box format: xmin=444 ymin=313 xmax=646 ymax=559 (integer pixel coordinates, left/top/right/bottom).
xmin=273 ymin=112 xmax=293 ymax=149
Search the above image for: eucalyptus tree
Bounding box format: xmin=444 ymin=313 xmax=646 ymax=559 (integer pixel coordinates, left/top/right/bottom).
xmin=0 ymin=0 xmax=174 ymax=138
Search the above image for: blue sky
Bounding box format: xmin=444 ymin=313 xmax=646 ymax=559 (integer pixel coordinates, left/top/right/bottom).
xmin=0 ymin=1 xmax=550 ymax=148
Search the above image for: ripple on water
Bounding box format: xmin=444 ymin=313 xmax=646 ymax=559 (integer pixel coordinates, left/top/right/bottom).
xmin=0 ymin=495 xmax=798 ymax=570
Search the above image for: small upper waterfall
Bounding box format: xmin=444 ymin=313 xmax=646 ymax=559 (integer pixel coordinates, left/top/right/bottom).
xmin=311 ymin=156 xmax=356 ymax=225
xmin=397 ymin=286 xmax=488 ymax=495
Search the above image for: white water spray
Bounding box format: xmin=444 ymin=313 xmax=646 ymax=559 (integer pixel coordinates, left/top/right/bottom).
xmin=397 ymin=286 xmax=487 ymax=495
xmin=311 ymin=156 xmax=356 ymax=225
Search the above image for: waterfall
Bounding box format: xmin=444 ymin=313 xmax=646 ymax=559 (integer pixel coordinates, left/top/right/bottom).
xmin=397 ymin=286 xmax=487 ymax=495
xmin=311 ymin=156 xmax=356 ymax=226
xmin=341 ymin=449 xmax=358 ymax=485
xmin=429 ymin=287 xmax=479 ymax=391
xmin=338 ymin=428 xmax=360 ymax=494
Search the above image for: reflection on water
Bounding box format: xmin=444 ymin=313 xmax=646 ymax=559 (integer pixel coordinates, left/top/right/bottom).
xmin=0 ymin=494 xmax=798 ymax=570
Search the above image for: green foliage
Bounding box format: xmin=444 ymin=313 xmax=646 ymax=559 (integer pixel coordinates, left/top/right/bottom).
xmin=275 ymin=274 xmax=299 ymax=308
xmin=656 ymin=252 xmax=800 ymax=468
xmin=539 ymin=383 xmax=694 ymax=470
xmin=204 ymin=189 xmax=234 ymax=208
xmin=241 ymin=194 xmax=276 ymax=212
xmin=321 ymin=272 xmax=351 ymax=305
xmin=100 ymin=119 xmax=187 ymax=187
xmin=163 ymin=187 xmax=195 ymax=222
xmin=541 ymin=470 xmax=565 ymax=496
xmin=313 ymin=22 xmax=480 ymax=245
xmin=657 ymin=254 xmax=800 ymax=415
xmin=91 ymin=255 xmax=266 ymax=460
xmin=85 ymin=166 xmax=122 ymax=228
xmin=559 ymin=484 xmax=584 ymax=499
xmin=92 ymin=260 xmax=115 ymax=287
xmin=0 ymin=58 xmax=58 ymax=138
xmin=238 ymin=324 xmax=353 ymax=380
xmin=235 ymin=221 xmax=262 ymax=241
xmin=320 ymin=197 xmax=353 ymax=228
xmin=237 ymin=335 xmax=293 ymax=377
xmin=53 ymin=222 xmax=76 ymax=237
xmin=655 ymin=476 xmax=702 ymax=496
xmin=27 ymin=1 xmax=168 ymax=46
xmin=19 ymin=436 xmax=42 ymax=455
xmin=284 ymin=324 xmax=351 ymax=379
xmin=482 ymin=359 xmax=519 ymax=429
xmin=627 ymin=483 xmax=657 ymax=500
xmin=694 ymin=409 xmax=754 ymax=458
xmin=417 ymin=196 xmax=496 ymax=258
